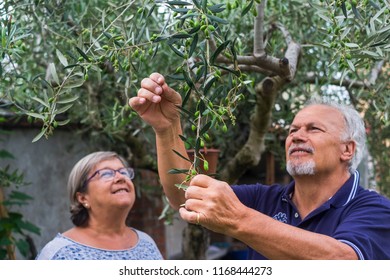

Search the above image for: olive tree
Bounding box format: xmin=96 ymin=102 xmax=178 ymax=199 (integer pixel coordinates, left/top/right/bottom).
xmin=1 ymin=0 xmax=389 ymax=259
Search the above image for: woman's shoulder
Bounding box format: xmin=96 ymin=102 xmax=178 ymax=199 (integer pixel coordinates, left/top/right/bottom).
xmin=132 ymin=228 xmax=157 ymax=243
xmin=130 ymin=228 xmax=163 ymax=259
xmin=35 ymin=233 xmax=74 ymax=260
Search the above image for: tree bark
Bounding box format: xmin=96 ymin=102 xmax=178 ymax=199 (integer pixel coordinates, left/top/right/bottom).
xmin=182 ymin=223 xmax=210 ymax=260
xmin=220 ymin=76 xmax=288 ymax=184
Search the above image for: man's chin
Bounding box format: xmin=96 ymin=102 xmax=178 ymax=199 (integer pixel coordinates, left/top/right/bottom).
xmin=286 ymin=161 xmax=316 ymax=176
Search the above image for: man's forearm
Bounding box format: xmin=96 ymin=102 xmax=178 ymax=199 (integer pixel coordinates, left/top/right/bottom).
xmin=232 ymin=207 xmax=358 ymax=260
xmin=155 ymin=121 xmax=189 ymax=209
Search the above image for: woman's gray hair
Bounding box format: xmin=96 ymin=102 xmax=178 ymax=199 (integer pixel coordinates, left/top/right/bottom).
xmin=304 ymin=97 xmax=366 ymax=173
xmin=68 ymin=151 xmax=129 ymax=226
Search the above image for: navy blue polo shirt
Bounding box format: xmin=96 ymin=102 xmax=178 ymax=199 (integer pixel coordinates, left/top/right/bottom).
xmin=232 ymin=171 xmax=390 ymax=260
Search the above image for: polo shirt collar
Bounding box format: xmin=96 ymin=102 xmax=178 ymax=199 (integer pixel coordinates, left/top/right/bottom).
xmin=331 ymin=170 xmax=360 ymax=208
xmin=281 ymin=170 xmax=360 ymax=208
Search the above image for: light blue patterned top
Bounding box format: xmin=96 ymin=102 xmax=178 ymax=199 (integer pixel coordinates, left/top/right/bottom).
xmin=35 ymin=229 xmax=163 ymax=260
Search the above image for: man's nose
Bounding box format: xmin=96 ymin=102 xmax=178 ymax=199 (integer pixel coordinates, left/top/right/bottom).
xmin=291 ymin=128 xmax=308 ymax=142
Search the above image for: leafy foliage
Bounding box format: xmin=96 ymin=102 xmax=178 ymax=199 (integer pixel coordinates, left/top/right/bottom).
xmin=1 ymin=1 xmax=389 ymax=192
xmin=1 ymin=0 xmax=389 ymax=262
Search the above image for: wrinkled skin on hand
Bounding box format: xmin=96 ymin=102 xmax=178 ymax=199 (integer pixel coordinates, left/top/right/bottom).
xmin=179 ymin=174 xmax=247 ymax=236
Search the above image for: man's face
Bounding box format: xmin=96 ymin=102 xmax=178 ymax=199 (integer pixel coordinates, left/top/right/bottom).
xmin=285 ymin=105 xmax=347 ymax=177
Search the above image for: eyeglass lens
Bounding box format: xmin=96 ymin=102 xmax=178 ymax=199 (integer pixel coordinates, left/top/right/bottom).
xmin=98 ymin=168 xmax=134 ymax=180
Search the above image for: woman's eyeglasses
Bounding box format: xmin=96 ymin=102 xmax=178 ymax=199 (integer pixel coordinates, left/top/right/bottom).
xmin=84 ymin=167 xmax=134 ymax=186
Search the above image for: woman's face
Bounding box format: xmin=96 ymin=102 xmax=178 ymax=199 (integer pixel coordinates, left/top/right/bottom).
xmin=77 ymin=157 xmax=136 ymax=214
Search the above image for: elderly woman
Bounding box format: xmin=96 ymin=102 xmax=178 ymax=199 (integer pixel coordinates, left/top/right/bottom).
xmin=36 ymin=151 xmax=163 ymax=260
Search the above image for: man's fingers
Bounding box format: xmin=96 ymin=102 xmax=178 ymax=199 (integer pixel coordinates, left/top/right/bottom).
xmin=137 ymin=87 xmax=162 ymax=103
xmin=128 ymin=96 xmax=146 ymax=110
xmin=179 ymin=207 xmax=203 ymax=225
xmin=137 ymin=73 xmax=181 ymax=106
xmin=149 ymin=72 xmax=165 ymax=85
xmin=140 ymin=73 xmax=165 ymax=96
xmin=184 ymin=185 xmax=205 ymax=200
xmin=189 ymin=174 xmax=217 ymax=188
xmin=149 ymin=73 xmax=181 ymax=104
xmin=140 ymin=78 xmax=163 ymax=96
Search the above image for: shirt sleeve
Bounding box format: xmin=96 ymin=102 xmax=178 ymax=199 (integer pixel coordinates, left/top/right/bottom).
xmin=231 ymin=184 xmax=269 ymax=209
xmin=232 ymin=183 xmax=285 ymax=212
xmin=332 ymin=191 xmax=390 ymax=260
xmin=35 ymin=234 xmax=71 ymax=260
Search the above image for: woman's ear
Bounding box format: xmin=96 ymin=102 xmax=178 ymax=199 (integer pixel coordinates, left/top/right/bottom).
xmin=76 ymin=192 xmax=89 ymax=208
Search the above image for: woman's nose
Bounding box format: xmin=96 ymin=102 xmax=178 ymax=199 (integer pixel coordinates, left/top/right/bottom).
xmin=113 ymin=171 xmax=127 ymax=181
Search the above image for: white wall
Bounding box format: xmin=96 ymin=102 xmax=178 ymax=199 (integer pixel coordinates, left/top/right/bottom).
xmin=164 ymin=213 xmax=187 ymax=259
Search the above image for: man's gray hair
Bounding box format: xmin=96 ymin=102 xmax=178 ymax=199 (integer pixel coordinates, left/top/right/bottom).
xmin=304 ymin=97 xmax=366 ymax=173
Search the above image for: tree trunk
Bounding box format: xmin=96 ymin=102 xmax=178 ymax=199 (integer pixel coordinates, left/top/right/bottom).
xmin=182 ymin=149 xmax=219 ymax=259
xmin=220 ymin=76 xmax=287 ymax=184
xmin=182 ymin=223 xmax=210 ymax=260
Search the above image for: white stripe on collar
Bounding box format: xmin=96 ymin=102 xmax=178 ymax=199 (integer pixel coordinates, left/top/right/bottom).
xmin=342 ymin=170 xmax=360 ymax=207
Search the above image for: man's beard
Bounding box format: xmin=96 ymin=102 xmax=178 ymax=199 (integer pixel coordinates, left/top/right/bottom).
xmin=286 ymin=160 xmax=316 ymax=176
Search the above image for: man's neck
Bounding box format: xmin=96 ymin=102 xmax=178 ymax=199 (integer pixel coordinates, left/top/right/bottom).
xmin=292 ymin=170 xmax=351 ymax=219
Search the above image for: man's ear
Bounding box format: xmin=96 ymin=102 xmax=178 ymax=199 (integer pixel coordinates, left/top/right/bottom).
xmin=341 ymin=140 xmax=356 ymax=163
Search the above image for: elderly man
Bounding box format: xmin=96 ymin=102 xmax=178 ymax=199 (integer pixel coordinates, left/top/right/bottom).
xmin=129 ymin=72 xmax=390 ymax=260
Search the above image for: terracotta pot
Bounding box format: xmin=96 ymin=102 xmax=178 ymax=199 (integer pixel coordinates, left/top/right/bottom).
xmin=186 ymin=148 xmax=220 ymax=175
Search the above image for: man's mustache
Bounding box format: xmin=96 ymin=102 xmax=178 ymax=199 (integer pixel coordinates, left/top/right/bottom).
xmin=288 ymin=144 xmax=315 ymax=155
